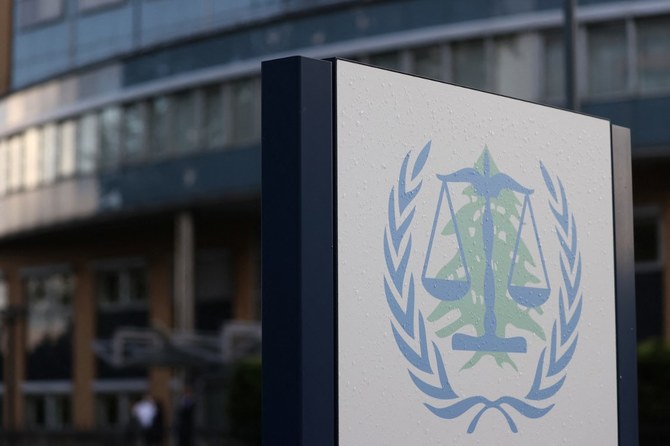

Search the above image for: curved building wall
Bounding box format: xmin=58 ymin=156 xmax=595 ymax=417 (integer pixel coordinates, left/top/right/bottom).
xmin=0 ymin=0 xmax=669 ymax=438
xmin=2 ymin=0 xmax=669 ymax=239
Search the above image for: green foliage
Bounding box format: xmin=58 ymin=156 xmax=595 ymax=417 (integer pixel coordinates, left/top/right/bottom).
xmin=638 ymin=339 xmax=670 ymax=425
xmin=227 ymin=357 xmax=262 ymax=445
xmin=428 ymin=149 xmax=545 ymax=370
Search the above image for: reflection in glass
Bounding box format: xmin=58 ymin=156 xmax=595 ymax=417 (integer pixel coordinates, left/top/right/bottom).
xmin=78 ymin=113 xmax=98 ymax=174
xmin=0 ymin=140 xmax=7 ymax=195
xmin=24 ymin=128 xmax=41 ymax=189
xmin=453 ymin=40 xmax=487 ymax=90
xmin=413 ymin=46 xmax=442 ymax=80
xmin=493 ymin=34 xmax=536 ymax=100
xmin=543 ymin=31 xmax=565 ymax=99
xmin=637 ymin=16 xmax=670 ymax=93
xmin=231 ymin=78 xmax=260 ymax=145
xmin=173 ymin=91 xmax=198 ymax=152
xmin=369 ymin=51 xmax=401 ymax=70
xmin=96 ymin=264 xmax=148 ymax=379
xmin=99 ymin=106 xmax=121 ymax=169
xmin=96 ymin=392 xmax=142 ymax=428
xmin=42 ymin=123 xmax=58 ymax=184
xmin=149 ymin=96 xmax=170 ymax=155
xmin=196 ymin=249 xmax=233 ymax=332
xmin=25 ymin=394 xmax=71 ymax=429
xmin=204 ymin=84 xmax=225 ymax=149
xmin=588 ymin=22 xmax=627 ymax=96
xmin=59 ymin=120 xmax=77 ymax=178
xmin=97 ymin=266 xmax=147 ymax=306
xmin=123 ymin=103 xmax=145 ymax=162
xmin=8 ymin=134 xmax=24 ymax=191
xmin=26 ymin=272 xmax=74 ymax=381
xmin=634 ymin=215 xmax=659 ymax=263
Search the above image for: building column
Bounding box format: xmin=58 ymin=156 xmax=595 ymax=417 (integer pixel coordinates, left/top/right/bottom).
xmin=149 ymin=249 xmax=174 ymax=422
xmin=663 ymin=202 xmax=670 ymax=344
xmin=233 ymin=224 xmax=259 ymax=321
xmin=72 ymin=263 xmax=95 ymax=430
xmin=4 ymin=267 xmax=25 ymax=430
xmin=174 ymin=212 xmax=194 ymax=331
xmin=0 ymin=0 xmax=12 ymax=94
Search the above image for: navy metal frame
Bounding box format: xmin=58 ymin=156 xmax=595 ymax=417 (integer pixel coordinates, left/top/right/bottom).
xmin=262 ymin=56 xmax=638 ymax=445
xmin=612 ymin=124 xmax=639 ymax=445
xmin=261 ymin=56 xmax=335 ymax=446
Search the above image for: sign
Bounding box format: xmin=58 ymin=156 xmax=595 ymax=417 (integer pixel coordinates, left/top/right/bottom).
xmin=262 ymin=57 xmax=637 ymax=446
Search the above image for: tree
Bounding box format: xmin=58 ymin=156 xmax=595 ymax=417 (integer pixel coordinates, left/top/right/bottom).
xmin=428 ymin=148 xmax=545 ymax=370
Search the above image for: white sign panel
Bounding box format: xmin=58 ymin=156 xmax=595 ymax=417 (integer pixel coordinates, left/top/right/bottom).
xmin=336 ymin=60 xmax=619 ymax=445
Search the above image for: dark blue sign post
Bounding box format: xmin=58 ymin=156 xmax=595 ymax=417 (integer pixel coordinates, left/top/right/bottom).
xmin=262 ymin=56 xmax=638 ymax=446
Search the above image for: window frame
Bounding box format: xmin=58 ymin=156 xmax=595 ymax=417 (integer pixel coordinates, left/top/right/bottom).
xmin=17 ymin=0 xmax=66 ymax=30
xmin=634 ymin=206 xmax=663 ymax=273
xmin=93 ymin=257 xmax=149 ymax=311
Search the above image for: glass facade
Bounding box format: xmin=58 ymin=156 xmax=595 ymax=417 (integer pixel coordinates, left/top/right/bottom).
xmin=25 ymin=394 xmax=71 ymax=429
xmin=96 ymin=262 xmax=149 ymax=379
xmin=637 ymin=15 xmax=670 ymax=93
xmin=413 ymin=45 xmax=443 ymax=81
xmin=452 ymin=40 xmax=487 ymax=90
xmin=3 ymin=10 xmax=670 ymax=203
xmin=543 ymin=31 xmax=564 ymax=100
xmin=493 ymin=34 xmax=538 ymax=100
xmin=98 ymin=106 xmax=121 ymax=169
xmin=58 ymin=119 xmax=77 ymax=179
xmin=148 ymin=96 xmax=170 ymax=156
xmin=18 ymin=0 xmax=64 ymax=28
xmin=25 ymin=270 xmax=75 ymax=381
xmin=78 ymin=113 xmax=98 ymax=175
xmin=195 ymin=249 xmax=233 ymax=332
xmin=588 ymin=22 xmax=628 ymax=96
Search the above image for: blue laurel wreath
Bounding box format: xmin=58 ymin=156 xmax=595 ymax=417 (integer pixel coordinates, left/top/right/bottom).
xmin=383 ymin=144 xmax=582 ymax=433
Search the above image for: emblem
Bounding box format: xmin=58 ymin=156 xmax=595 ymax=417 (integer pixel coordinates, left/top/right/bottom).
xmin=383 ymin=141 xmax=582 ymax=433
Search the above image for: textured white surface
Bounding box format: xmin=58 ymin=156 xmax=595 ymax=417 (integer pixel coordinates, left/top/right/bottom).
xmin=336 ymin=60 xmax=619 ymax=445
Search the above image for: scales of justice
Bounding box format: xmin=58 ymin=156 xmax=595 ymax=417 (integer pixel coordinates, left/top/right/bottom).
xmin=422 ymin=152 xmax=551 ymax=354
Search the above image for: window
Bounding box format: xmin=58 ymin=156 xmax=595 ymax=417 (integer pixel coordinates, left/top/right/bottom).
xmin=543 ymin=31 xmax=565 ymax=100
xmin=633 ymin=210 xmax=662 ymax=341
xmin=25 ymin=270 xmax=74 ymax=381
xmin=196 ymin=249 xmax=232 ymax=332
xmin=588 ymin=22 xmax=627 ymax=96
xmin=59 ymin=120 xmax=77 ymax=178
xmin=148 ymin=96 xmax=170 ymax=156
xmin=634 ymin=213 xmax=661 ymax=265
xmin=78 ymin=113 xmax=98 ymax=174
xmin=0 ymin=276 xmax=6 ymax=382
xmin=95 ymin=260 xmax=148 ymax=379
xmin=96 ymin=392 xmax=142 ymax=428
xmin=203 ymin=84 xmax=226 ymax=149
xmin=24 ymin=127 xmax=41 ymax=189
xmin=97 ymin=264 xmax=148 ymax=307
xmin=25 ymin=394 xmax=71 ymax=429
xmin=0 ymin=140 xmax=7 ymax=196
xmin=19 ymin=0 xmax=64 ymax=28
xmin=79 ymin=0 xmax=124 ymax=12
xmin=99 ymin=106 xmax=121 ymax=169
xmin=369 ymin=51 xmax=402 ymax=71
xmin=493 ymin=34 xmax=538 ymax=100
xmin=637 ymin=16 xmax=670 ymax=93
xmin=172 ymin=90 xmax=198 ymax=153
xmin=412 ymin=45 xmax=443 ymax=80
xmin=42 ymin=124 xmax=58 ymax=184
xmin=122 ymin=102 xmax=145 ymax=162
xmin=8 ymin=134 xmax=24 ymax=192
xmin=230 ymin=78 xmax=260 ymax=146
xmin=452 ymin=40 xmax=487 ymax=90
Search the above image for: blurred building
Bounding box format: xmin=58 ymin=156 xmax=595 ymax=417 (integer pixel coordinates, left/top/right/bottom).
xmin=0 ymin=0 xmax=668 ymax=441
